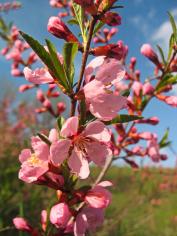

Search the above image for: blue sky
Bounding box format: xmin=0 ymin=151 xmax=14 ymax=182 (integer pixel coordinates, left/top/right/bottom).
xmin=0 ymin=0 xmax=177 ymax=166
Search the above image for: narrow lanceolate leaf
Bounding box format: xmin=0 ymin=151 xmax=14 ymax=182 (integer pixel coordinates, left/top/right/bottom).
xmin=20 ymin=31 xmax=54 ymax=70
xmin=168 ymin=33 xmax=176 ymax=61
xmin=37 ymin=133 xmax=51 ymax=146
xmin=168 ymin=12 xmax=177 ymax=41
xmin=45 ymin=39 xmax=69 ymax=89
xmin=104 ymin=115 xmax=143 ymax=125
xmin=156 ymin=74 xmax=177 ymax=91
xmin=93 ymin=21 xmax=105 ymax=35
xmin=157 ymin=45 xmax=166 ymax=65
xmin=72 ymin=1 xmax=86 ymax=41
xmin=159 ymin=128 xmax=171 ymax=148
xmin=63 ymin=42 xmax=78 ymax=85
xmin=57 ymin=116 xmax=65 ymax=131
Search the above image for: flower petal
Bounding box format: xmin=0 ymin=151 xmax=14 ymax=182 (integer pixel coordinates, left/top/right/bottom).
xmin=84 ymin=121 xmax=111 ymax=142
xmin=87 ymin=142 xmax=112 ymax=167
xmin=60 ymin=116 xmax=79 ymax=138
xmin=19 ymin=149 xmax=31 ymax=163
xmin=23 ymin=67 xmax=54 ymax=84
xmin=68 ymin=149 xmax=90 ymax=179
xmin=50 ymin=139 xmax=71 ymax=166
xmin=48 ymin=128 xmax=58 ymax=143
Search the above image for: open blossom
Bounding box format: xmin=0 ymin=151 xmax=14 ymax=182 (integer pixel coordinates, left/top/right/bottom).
xmin=23 ymin=67 xmax=54 ymax=84
xmin=83 ymin=56 xmax=127 ymax=121
xmin=50 ymin=116 xmax=112 ymax=179
xmin=85 ymin=181 xmax=112 ymax=208
xmin=50 ymin=203 xmax=72 ymax=228
xmin=74 ymin=207 xmax=104 ymax=236
xmin=19 ymin=137 xmax=49 ymax=183
xmin=19 ymin=129 xmax=58 ymax=183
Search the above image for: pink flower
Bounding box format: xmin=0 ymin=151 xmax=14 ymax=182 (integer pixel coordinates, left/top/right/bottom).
xmin=74 ymin=207 xmax=104 ymax=236
xmin=85 ymin=181 xmax=112 ymax=208
xmin=50 ymin=116 xmax=112 ymax=179
xmin=13 ymin=217 xmax=32 ymax=232
xmin=18 ymin=129 xmax=57 ymax=183
xmin=83 ymin=56 xmax=127 ymax=121
xmin=23 ymin=67 xmax=54 ymax=84
xmin=165 ymin=96 xmax=177 ymax=107
xmin=50 ymin=203 xmax=71 ymax=228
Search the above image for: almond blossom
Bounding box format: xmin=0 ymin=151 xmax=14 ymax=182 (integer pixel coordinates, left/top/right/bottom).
xmin=50 ymin=116 xmax=112 ymax=179
xmin=83 ymin=56 xmax=127 ymax=121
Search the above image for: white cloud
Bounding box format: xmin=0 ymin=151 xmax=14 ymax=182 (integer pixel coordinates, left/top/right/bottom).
xmin=151 ymin=8 xmax=177 ymax=52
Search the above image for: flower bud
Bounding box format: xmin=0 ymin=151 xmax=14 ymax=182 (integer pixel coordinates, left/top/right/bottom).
xmin=57 ymin=102 xmax=66 ymax=114
xmin=73 ymin=0 xmax=97 ymax=15
xmin=141 ymin=44 xmax=161 ymax=67
xmin=101 ymin=12 xmax=121 ymax=26
xmin=48 ymin=16 xmax=79 ymax=43
xmin=50 ymin=203 xmax=71 ymax=228
xmin=13 ymin=217 xmax=32 ymax=232
xmin=143 ymin=82 xmax=154 ymax=95
xmin=92 ymin=42 xmax=127 ymax=60
xmin=37 ymin=89 xmax=45 ymax=102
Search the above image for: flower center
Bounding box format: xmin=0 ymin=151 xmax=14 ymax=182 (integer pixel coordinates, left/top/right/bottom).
xmin=27 ymin=154 xmax=42 ymax=167
xmin=73 ymin=135 xmax=91 ymax=155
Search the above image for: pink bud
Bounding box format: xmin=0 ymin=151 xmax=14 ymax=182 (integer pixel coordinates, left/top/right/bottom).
xmin=19 ymin=84 xmax=34 ymax=92
xmin=13 ymin=217 xmax=32 ymax=232
xmin=57 ymin=102 xmax=66 ymax=114
xmin=143 ymin=82 xmax=154 ymax=95
xmin=50 ymin=203 xmax=71 ymax=228
xmin=48 ymin=16 xmax=79 ymax=43
xmin=37 ymin=89 xmax=45 ymax=102
xmin=132 ymin=81 xmax=143 ymax=96
xmin=101 ymin=12 xmax=121 ymax=26
xmin=43 ymin=99 xmax=52 ymax=109
xmin=165 ymin=96 xmax=177 ymax=107
xmin=141 ymin=44 xmax=159 ymax=65
xmin=85 ymin=185 xmax=112 ymax=209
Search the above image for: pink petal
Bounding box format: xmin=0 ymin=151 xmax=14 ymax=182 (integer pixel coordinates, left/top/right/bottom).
xmin=48 ymin=128 xmax=58 ymax=142
xmin=84 ymin=56 xmax=105 ymax=83
xmin=84 ymin=121 xmax=111 ymax=142
xmin=68 ymin=149 xmax=90 ymax=179
xmin=89 ymin=94 xmax=127 ymax=121
xmin=23 ymin=67 xmax=54 ymax=84
xmin=74 ymin=212 xmax=87 ymax=236
xmin=97 ymin=181 xmax=113 ymax=187
xmin=96 ymin=59 xmax=125 ymax=84
xmin=31 ymin=136 xmax=49 ymax=160
xmin=87 ymin=142 xmax=112 ymax=167
xmin=60 ymin=116 xmax=79 ymax=138
xmin=50 ymin=139 xmax=71 ymax=165
xmin=19 ymin=149 xmax=31 ymax=163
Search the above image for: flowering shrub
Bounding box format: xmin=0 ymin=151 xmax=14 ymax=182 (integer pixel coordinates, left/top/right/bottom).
xmin=0 ymin=0 xmax=177 ymax=235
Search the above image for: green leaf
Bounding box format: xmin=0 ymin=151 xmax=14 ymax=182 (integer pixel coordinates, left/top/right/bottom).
xmin=62 ymin=42 xmax=78 ymax=85
xmin=121 ymin=89 xmax=130 ymax=97
xmin=37 ymin=133 xmax=51 ymax=146
xmin=156 ymin=74 xmax=177 ymax=91
xmin=157 ymin=45 xmax=166 ymax=65
xmin=57 ymin=116 xmax=65 ymax=131
xmin=167 ymin=33 xmax=176 ymax=61
xmin=93 ymin=21 xmax=105 ymax=35
xmin=20 ymin=31 xmax=54 ymax=71
xmin=45 ymin=39 xmax=69 ymax=89
xmin=159 ymin=128 xmax=171 ymax=148
xmin=72 ymin=1 xmax=86 ymax=42
xmin=168 ymin=12 xmax=177 ymax=40
xmin=104 ymin=115 xmax=143 ymax=125
xmin=67 ymin=18 xmax=79 ymax=26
